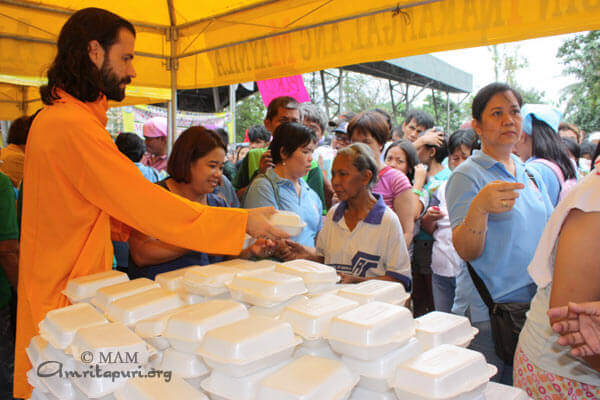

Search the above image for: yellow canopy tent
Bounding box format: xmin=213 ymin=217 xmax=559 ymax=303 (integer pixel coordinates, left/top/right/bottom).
xmin=1 ymin=0 xmax=599 ymax=138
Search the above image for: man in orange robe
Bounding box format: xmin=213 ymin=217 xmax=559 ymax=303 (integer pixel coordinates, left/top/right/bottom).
xmin=13 ymin=8 xmax=284 ymax=398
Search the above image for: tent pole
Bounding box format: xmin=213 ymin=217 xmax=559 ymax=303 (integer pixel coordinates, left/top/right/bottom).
xmin=166 ymin=0 xmax=178 ymax=155
xmin=229 ymin=85 xmax=236 ymax=145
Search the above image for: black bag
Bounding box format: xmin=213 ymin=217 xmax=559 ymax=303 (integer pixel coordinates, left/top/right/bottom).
xmin=467 ymin=263 xmax=530 ymax=364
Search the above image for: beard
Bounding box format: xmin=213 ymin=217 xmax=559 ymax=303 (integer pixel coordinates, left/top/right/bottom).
xmin=100 ymin=59 xmax=130 ymax=101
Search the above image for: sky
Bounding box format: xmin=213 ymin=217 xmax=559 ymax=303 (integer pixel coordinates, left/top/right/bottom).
xmin=431 ymin=33 xmax=581 ymax=111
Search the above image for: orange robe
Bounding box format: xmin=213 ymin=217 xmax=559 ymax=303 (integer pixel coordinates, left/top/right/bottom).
xmin=13 ymin=91 xmax=248 ymax=398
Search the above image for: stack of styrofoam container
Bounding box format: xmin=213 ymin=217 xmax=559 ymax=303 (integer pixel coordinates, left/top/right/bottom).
xmin=61 ymin=270 xmax=129 ymax=305
xmin=182 ymin=265 xmax=241 ymax=299
xmin=156 ymin=300 xmax=249 ymax=388
xmin=226 ymin=270 xmax=308 ymax=318
xmin=269 ymin=211 xmax=306 ymax=237
xmin=91 ymin=278 xmax=160 ymax=312
xmin=154 ymin=267 xmax=204 ymax=305
xmin=199 ymin=316 xmax=302 ymax=400
xmin=337 ymin=280 xmax=410 ymax=306
xmin=134 ymin=306 xmax=190 ymax=352
xmin=255 ymin=355 xmax=359 ymax=400
xmin=390 ymin=344 xmax=497 ymax=400
xmin=415 ymin=311 xmax=479 ymax=350
xmin=326 ymin=301 xmax=417 ymax=398
xmin=114 ymin=375 xmax=208 ymax=399
xmin=276 ymin=259 xmax=340 ymax=295
xmin=280 ymin=294 xmax=358 ymax=360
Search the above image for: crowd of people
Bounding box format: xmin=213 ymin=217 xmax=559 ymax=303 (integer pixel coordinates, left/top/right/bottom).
xmin=0 ymin=6 xmax=600 ymax=400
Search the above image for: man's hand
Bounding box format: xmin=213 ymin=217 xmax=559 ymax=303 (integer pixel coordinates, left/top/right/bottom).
xmin=246 ymin=207 xmax=289 ymax=240
xmin=549 ymin=301 xmax=600 ymax=357
xmin=259 ymin=150 xmax=274 ymax=173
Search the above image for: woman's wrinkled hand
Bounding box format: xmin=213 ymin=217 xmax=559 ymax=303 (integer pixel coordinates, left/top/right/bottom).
xmin=473 ymin=181 xmax=524 ymax=215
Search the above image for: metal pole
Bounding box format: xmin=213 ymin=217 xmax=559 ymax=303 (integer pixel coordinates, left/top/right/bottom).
xmin=320 ymin=70 xmax=330 ymax=118
xmin=338 ymin=69 xmax=344 ymax=116
xmin=229 ymin=84 xmax=236 ymax=145
xmin=446 ymin=91 xmax=450 ymax=133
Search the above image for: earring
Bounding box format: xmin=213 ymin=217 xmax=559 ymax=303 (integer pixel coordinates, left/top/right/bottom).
xmin=282 ymin=161 xmax=286 ymax=166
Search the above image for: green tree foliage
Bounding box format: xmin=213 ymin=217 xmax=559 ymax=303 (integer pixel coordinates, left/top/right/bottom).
xmin=235 ymin=92 xmax=266 ymax=142
xmin=422 ymin=91 xmax=471 ymax=133
xmin=557 ymin=31 xmax=600 ymax=133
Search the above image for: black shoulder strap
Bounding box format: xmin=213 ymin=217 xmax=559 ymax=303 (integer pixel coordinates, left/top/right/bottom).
xmin=466 ymin=262 xmax=495 ymax=310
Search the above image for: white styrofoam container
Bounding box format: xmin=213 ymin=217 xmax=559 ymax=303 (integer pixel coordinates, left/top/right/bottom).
xmin=155 ymin=268 xmax=194 ymax=292
xmin=37 ymin=360 xmax=90 ymax=400
xmin=105 ymin=287 xmax=185 ymax=327
xmin=256 ymin=355 xmax=359 ymax=400
xmin=235 ymin=259 xmax=279 ymax=275
xmin=277 ymin=260 xmax=340 ymax=284
xmin=327 ymin=302 xmax=415 ymax=360
xmin=91 ymin=278 xmax=160 ymax=312
xmin=38 ymin=303 xmax=107 ymax=350
xmin=201 ymin=360 xmax=289 ymax=400
xmin=70 ymin=322 xmax=151 ymax=370
xmin=390 ymin=345 xmax=497 ymax=400
xmin=61 ymin=270 xmax=129 ymax=304
xmin=155 ymin=348 xmax=210 ymax=378
xmin=178 ymin=290 xmax=206 ymax=305
xmin=70 ymin=360 xmax=129 ymax=398
xmin=294 ymin=340 xmax=340 ymax=361
xmin=27 ymin=368 xmax=48 ymax=393
xmin=226 ymin=271 xmax=307 ymax=307
xmin=43 ymin=342 xmax=76 ymax=371
xmin=243 ymin=234 xmax=257 ymax=250
xmin=249 ymin=295 xmax=307 ymax=320
xmin=163 ymin=300 xmax=249 ymax=353
xmin=26 ymin=336 xmax=48 ymax=368
xmin=197 ymin=316 xmax=302 ymax=377
xmin=143 ymin=336 xmax=170 ymax=351
xmin=415 ymin=312 xmax=479 ymax=351
xmin=30 ymin=387 xmax=59 ymax=400
xmin=280 ymin=294 xmax=359 ymax=340
xmin=269 ymin=210 xmax=306 ymax=237
xmin=484 ymin=382 xmax=530 ymax=400
xmin=182 ymin=265 xmax=240 ymax=296
xmin=349 ymin=387 xmax=398 ymax=400
xmin=114 ymin=375 xmax=208 ymax=400
xmin=337 ymin=280 xmax=410 ymax=305
xmin=134 ymin=305 xmax=192 ymax=338
xmin=343 ymin=337 xmax=422 ymax=392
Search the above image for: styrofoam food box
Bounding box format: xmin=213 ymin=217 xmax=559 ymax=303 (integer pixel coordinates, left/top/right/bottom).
xmin=26 ymin=336 xmax=48 ymax=368
xmin=349 ymin=387 xmax=398 ymax=400
xmin=197 ymin=316 xmax=302 ymax=377
xmin=163 ymin=300 xmax=249 ymax=353
xmin=327 ymin=302 xmax=415 ymax=360
xmin=27 ymin=368 xmax=47 ymax=393
xmin=256 ymin=355 xmax=359 ymax=400
xmin=210 ymin=258 xmax=277 ymax=275
xmin=36 ymin=358 xmax=90 ymax=400
xmin=337 ymin=280 xmax=410 ymax=305
xmin=178 ymin=291 xmax=206 ymax=305
xmin=277 ymin=259 xmax=339 ymax=284
xmin=155 ymin=348 xmax=209 ymax=378
xmin=249 ymin=295 xmax=307 ymax=319
xmin=144 ymin=336 xmax=170 ymax=351
xmin=43 ymin=341 xmax=76 ymax=371
xmin=155 ymin=267 xmax=194 ymax=292
xmin=280 ymin=294 xmax=359 ymax=340
xmin=134 ymin=305 xmax=191 ymax=338
xmin=415 ymin=312 xmax=479 ymax=350
xmin=294 ymin=340 xmax=340 ymax=361
xmin=70 ymin=322 xmax=152 ymax=370
xmin=30 ymin=387 xmax=59 ymax=400
xmin=484 ymin=382 xmax=530 ymax=400
xmin=61 ymin=270 xmax=129 ymax=304
xmin=269 ymin=210 xmax=307 ymax=236
xmin=201 ymin=360 xmax=290 ymax=400
xmin=114 ymin=375 xmax=207 ymax=400
xmin=243 ymin=233 xmax=257 ymax=250
xmin=70 ymin=360 xmax=129 ymax=398
xmin=105 ymin=287 xmax=185 ymax=327
xmin=91 ymin=278 xmax=160 ymax=312
xmin=390 ymin=344 xmax=497 ymax=400
xmin=343 ymin=337 xmax=422 ymax=392
xmin=38 ymin=303 xmax=107 ymax=350
xmin=182 ymin=265 xmax=240 ymax=296
xmin=226 ymin=271 xmax=307 ymax=307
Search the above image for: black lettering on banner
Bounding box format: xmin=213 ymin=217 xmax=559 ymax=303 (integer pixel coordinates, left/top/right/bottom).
xmin=350 ymin=19 xmax=367 ymax=50
xmin=437 ymin=0 xmax=458 ymax=35
xmin=260 ymin=40 xmax=272 ymax=69
xmin=330 ymin=24 xmax=343 ymax=55
xmin=582 ymin=0 xmax=600 ymax=10
xmin=367 ymin=16 xmax=383 ymax=46
xmin=300 ymin=30 xmax=312 ymax=60
xmin=461 ymin=0 xmax=479 ymax=31
xmin=249 ymin=41 xmax=261 ymax=69
xmin=382 ymin=15 xmax=397 ymax=46
xmin=314 ymin=26 xmax=328 ymax=58
xmin=419 ymin=4 xmax=436 ymax=39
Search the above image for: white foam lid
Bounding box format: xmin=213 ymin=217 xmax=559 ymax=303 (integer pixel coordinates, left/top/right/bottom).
xmin=114 ymin=375 xmax=208 ymax=400
xmin=62 ymin=270 xmax=129 ymax=302
xmin=105 ymin=287 xmax=185 ymax=327
xmin=156 ymin=348 xmax=210 ymax=378
xmin=154 ymin=267 xmax=194 ymax=292
xmin=269 ymin=210 xmax=303 ymax=226
xmin=256 ymin=355 xmax=359 ymax=400
xmin=26 ymin=336 xmax=49 ymax=368
xmin=415 ymin=312 xmax=479 ymax=351
xmin=182 ymin=265 xmax=240 ymax=296
xmin=201 ymin=360 xmax=290 ymax=400
xmin=280 ymin=294 xmax=359 ymax=340
xmin=349 ymin=387 xmax=398 ymax=400
xmin=337 ymin=280 xmax=409 ymax=305
xmin=70 ymin=322 xmax=151 ymax=366
xmin=197 ymin=316 xmax=301 ymax=365
xmin=163 ymin=300 xmax=248 ymax=350
xmin=38 ymin=303 xmax=108 ymax=350
xmin=327 ymin=301 xmax=415 ymax=347
xmin=484 ymin=382 xmax=530 ymax=400
xmin=91 ymin=278 xmax=159 ymax=312
xmin=226 ymin=271 xmax=307 ymax=307
xmin=134 ymin=305 xmax=192 ymax=338
xmin=249 ymin=295 xmax=307 ymax=319
xmin=276 ymin=260 xmax=340 ymax=284
xmin=390 ymin=344 xmax=497 ymax=399
xmin=342 ymin=337 xmax=422 ymax=379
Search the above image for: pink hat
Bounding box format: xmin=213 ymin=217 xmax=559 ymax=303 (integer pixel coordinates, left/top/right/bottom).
xmin=143 ymin=117 xmax=167 ymax=138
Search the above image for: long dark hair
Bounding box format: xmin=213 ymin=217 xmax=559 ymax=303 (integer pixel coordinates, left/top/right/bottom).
xmin=40 ymin=8 xmax=135 ymax=105
xmin=384 ymin=139 xmax=419 ymax=182
xmin=531 ymin=117 xmax=577 ymax=180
